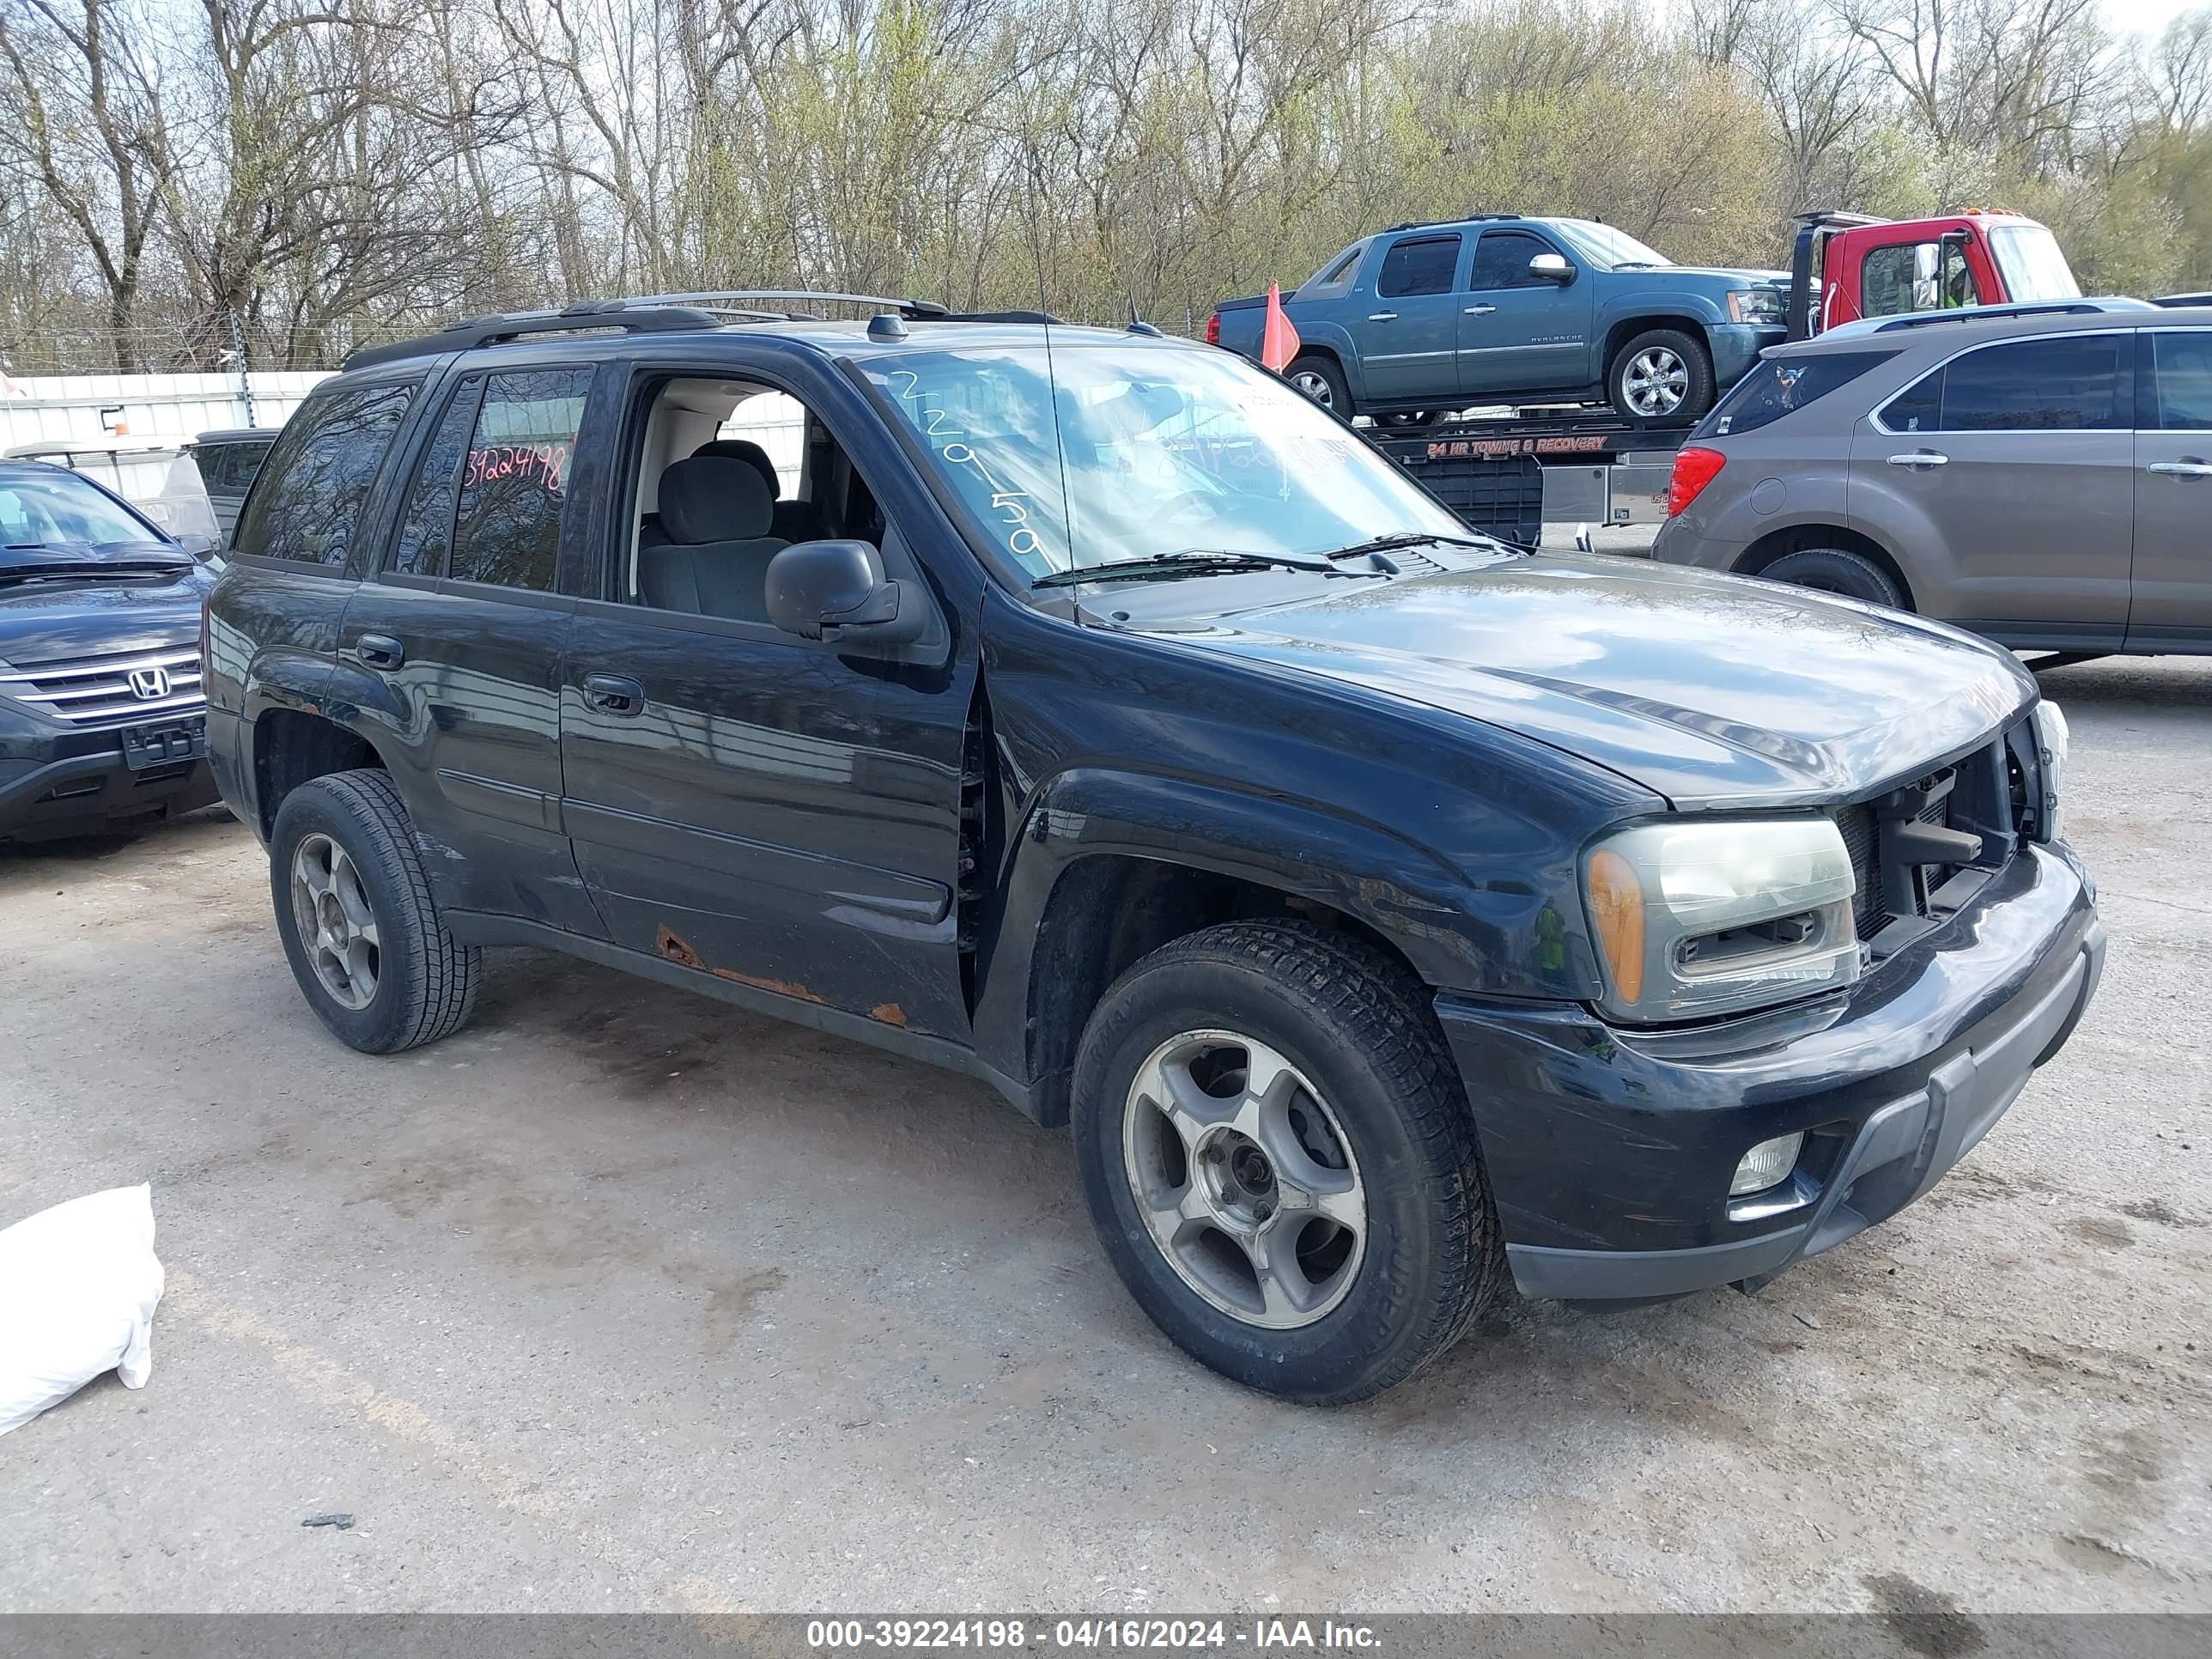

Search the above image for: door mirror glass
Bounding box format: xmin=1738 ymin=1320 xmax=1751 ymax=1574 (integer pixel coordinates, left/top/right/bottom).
xmin=1528 ymin=252 xmax=1576 ymax=284
xmin=765 ymin=539 xmax=926 ymax=644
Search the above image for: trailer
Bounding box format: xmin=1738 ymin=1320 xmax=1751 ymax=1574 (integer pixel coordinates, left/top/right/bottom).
xmin=1364 ymin=409 xmax=1688 ymax=545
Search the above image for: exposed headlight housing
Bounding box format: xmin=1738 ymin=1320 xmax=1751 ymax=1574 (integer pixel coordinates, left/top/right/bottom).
xmin=1584 ymin=816 xmax=1860 ymax=1023
xmin=1727 ymin=289 xmax=1786 ymax=325
xmin=2032 ymin=700 xmax=2068 ymax=842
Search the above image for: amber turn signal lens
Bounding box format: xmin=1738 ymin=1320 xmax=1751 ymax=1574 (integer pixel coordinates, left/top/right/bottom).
xmin=1587 ymin=848 xmax=1645 ymax=1005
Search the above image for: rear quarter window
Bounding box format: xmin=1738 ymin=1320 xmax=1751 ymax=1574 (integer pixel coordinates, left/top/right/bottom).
xmin=1692 ymin=351 xmax=1898 ymax=439
xmin=234 ymin=382 xmax=416 ymax=566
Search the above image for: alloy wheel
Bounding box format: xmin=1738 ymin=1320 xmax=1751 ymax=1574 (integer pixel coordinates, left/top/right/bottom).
xmin=290 ymin=832 xmax=380 ymax=1010
xmin=1625 ymin=347 xmax=1689 ymax=416
xmin=1121 ymin=1030 xmax=1366 ymax=1329
xmin=1290 ymin=369 xmax=1334 ymax=409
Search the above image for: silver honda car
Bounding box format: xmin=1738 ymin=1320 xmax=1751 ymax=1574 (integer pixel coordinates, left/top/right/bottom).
xmin=1651 ymin=301 xmax=2209 ymax=661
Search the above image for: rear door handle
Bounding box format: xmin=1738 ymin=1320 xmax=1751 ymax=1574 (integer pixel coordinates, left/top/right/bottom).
xmin=581 ymin=673 xmax=647 ymax=716
xmin=1367 ymin=311 xmax=1398 ymax=321
xmin=353 ymin=634 xmax=404 ymax=670
xmin=1463 ymin=304 xmax=1497 ymax=315
xmin=1887 ymin=452 xmax=1950 ymax=469
xmin=2146 ymin=460 xmax=2212 ymax=478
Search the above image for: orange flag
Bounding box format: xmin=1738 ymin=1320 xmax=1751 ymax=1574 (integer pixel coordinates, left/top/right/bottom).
xmin=1259 ymin=283 xmax=1301 ymax=374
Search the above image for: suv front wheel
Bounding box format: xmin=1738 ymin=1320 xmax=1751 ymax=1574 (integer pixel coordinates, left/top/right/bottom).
xmin=1071 ymin=921 xmax=1505 ymax=1403
xmin=1607 ymin=328 xmax=1715 ymax=423
xmin=270 ymin=769 xmax=481 ymax=1054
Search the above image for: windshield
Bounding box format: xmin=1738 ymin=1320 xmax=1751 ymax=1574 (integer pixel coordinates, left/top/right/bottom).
xmin=0 ymin=470 xmax=167 ymax=550
xmin=1989 ymin=224 xmax=2081 ymax=302
xmin=864 ymin=343 xmax=1470 ymax=579
xmin=1550 ymin=221 xmax=1673 ymax=270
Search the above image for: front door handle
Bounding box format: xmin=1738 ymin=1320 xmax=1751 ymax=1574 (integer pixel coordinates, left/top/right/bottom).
xmin=581 ymin=673 xmax=647 ymax=716
xmin=353 ymin=634 xmax=404 ymax=670
xmin=2146 ymin=459 xmax=2212 ymax=478
xmin=1367 ymin=310 xmax=1398 ymax=321
xmin=1464 ymin=304 xmax=1498 ymax=315
xmin=1887 ymin=452 xmax=1950 ymax=469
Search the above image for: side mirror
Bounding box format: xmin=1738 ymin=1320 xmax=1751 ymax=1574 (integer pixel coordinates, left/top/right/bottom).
xmin=765 ymin=539 xmax=927 ymax=645
xmin=1528 ymin=252 xmax=1577 ymax=285
xmin=174 ymin=532 xmax=219 ymax=560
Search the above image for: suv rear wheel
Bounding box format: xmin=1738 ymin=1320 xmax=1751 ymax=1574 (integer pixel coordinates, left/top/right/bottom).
xmin=1607 ymin=328 xmax=1715 ymax=423
xmin=270 ymin=769 xmax=481 ymax=1054
xmin=1757 ymin=546 xmax=1907 ymax=611
xmin=1070 ymin=920 xmax=1505 ymax=1403
xmin=1285 ymin=353 xmax=1353 ymax=418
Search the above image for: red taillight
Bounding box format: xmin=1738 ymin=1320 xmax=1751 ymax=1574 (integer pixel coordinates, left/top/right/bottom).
xmin=1667 ymin=446 xmax=1726 ymax=518
xmin=1204 ymin=311 xmax=1221 ymax=346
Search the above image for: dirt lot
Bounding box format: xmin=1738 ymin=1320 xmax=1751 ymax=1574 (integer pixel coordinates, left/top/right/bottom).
xmin=0 ymin=655 xmax=2206 ymax=1615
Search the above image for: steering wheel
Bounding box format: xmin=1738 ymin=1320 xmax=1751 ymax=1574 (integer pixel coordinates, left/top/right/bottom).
xmin=1155 ymin=491 xmax=1223 ymax=530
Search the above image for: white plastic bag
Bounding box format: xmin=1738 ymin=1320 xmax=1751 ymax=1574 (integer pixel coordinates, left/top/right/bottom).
xmin=0 ymin=1183 xmax=164 ymax=1437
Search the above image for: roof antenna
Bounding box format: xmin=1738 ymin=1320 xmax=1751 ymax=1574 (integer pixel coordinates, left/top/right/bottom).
xmin=1126 ymin=303 xmax=1163 ymax=338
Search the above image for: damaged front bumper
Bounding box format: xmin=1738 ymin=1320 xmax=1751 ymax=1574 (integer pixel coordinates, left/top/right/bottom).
xmin=1436 ymin=842 xmax=2104 ymax=1302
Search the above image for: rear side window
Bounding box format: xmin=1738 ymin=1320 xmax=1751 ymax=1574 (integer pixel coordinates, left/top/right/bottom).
xmin=1306 ymin=246 xmax=1363 ymax=291
xmin=234 ymin=381 xmax=416 ymax=566
xmin=194 ymin=442 xmax=267 ymax=493
xmin=1936 ymin=335 xmax=2127 ymax=431
xmin=389 ymin=376 xmax=483 ymax=577
xmin=2151 ymin=331 xmax=2212 ymax=429
xmin=1694 ymin=350 xmax=1897 ymax=439
xmin=1377 ymin=235 xmax=1460 ymax=298
xmin=447 ymin=368 xmax=592 ymax=591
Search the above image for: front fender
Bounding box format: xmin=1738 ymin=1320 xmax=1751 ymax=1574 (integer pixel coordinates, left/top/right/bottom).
xmin=967 ymin=766 xmax=1601 ymax=1116
xmin=1595 ymin=287 xmax=1730 ymax=341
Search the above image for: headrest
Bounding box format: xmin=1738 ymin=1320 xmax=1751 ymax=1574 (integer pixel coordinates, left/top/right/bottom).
xmin=692 ymin=439 xmax=780 ymax=495
xmin=659 ymin=455 xmax=774 ymax=544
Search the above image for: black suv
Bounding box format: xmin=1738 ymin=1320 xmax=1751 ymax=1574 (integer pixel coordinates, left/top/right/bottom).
xmin=2 ymin=461 xmax=220 ymax=841
xmin=204 ymin=294 xmax=2104 ymax=1402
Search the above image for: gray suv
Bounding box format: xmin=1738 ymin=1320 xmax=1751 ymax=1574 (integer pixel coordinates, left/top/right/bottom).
xmin=1652 ymin=303 xmax=2212 ymax=659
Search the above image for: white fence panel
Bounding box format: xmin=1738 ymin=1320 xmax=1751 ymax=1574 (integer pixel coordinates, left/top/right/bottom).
xmin=0 ymin=371 xmax=330 ymax=448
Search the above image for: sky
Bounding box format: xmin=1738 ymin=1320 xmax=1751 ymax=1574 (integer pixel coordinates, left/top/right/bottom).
xmin=2102 ymin=0 xmax=2206 ymax=36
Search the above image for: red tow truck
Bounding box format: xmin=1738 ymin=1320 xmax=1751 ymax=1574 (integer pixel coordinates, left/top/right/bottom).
xmin=1784 ymin=209 xmax=2083 ymax=338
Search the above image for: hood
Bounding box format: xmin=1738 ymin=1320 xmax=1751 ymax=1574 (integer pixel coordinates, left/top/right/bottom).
xmin=1146 ymin=555 xmax=2034 ymax=811
xmin=1643 ymin=265 xmax=1790 ymax=288
xmin=0 ymin=562 xmax=210 ymax=667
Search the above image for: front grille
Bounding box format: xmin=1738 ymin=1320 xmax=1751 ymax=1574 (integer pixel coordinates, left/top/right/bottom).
xmin=0 ymin=646 xmax=206 ymax=726
xmin=1837 ymin=803 xmax=1883 ymax=939
xmin=1833 ymin=719 xmax=2033 ymax=947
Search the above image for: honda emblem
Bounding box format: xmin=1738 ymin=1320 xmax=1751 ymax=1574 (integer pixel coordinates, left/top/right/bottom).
xmin=128 ymin=665 xmax=172 ymax=701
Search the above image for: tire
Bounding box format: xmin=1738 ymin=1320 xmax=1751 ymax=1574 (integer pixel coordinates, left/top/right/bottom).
xmin=1607 ymin=327 xmax=1715 ymax=424
xmin=1376 ymin=410 xmax=1445 ymax=428
xmin=1285 ymin=353 xmax=1353 ymax=418
xmin=269 ymin=768 xmax=481 ymax=1054
xmin=1070 ymin=920 xmax=1505 ymax=1404
xmin=1757 ymin=546 xmax=1908 ymax=611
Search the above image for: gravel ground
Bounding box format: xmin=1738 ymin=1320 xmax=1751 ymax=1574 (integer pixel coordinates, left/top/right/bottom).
xmin=0 ymin=654 xmax=2205 ymax=1615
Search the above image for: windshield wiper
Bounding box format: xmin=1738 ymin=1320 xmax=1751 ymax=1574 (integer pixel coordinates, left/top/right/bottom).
xmin=1033 ymin=550 xmax=1348 ymax=587
xmin=1318 ymin=531 xmax=1499 ymax=562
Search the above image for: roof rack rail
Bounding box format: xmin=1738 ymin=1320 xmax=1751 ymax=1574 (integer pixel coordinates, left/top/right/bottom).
xmin=342 ymin=301 xmax=722 ymax=370
xmin=1383 ymin=212 xmax=1521 ymax=233
xmin=622 ymin=289 xmax=953 ymax=319
xmin=1869 ymin=301 xmax=2114 ymax=334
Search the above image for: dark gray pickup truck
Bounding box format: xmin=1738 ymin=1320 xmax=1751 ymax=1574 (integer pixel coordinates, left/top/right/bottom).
xmin=1211 ymin=215 xmax=1789 ymax=423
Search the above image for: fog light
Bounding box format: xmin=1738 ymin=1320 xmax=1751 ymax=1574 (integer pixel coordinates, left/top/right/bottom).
xmin=1730 ymin=1133 xmax=1803 ymax=1196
